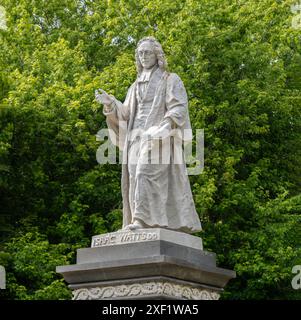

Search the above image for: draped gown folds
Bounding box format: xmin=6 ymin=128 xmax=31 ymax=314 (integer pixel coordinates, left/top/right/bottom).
xmin=103 ymin=67 xmax=202 ymax=234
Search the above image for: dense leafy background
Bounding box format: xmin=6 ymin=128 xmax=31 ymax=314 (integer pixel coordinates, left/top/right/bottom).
xmin=0 ymin=0 xmax=300 ymax=300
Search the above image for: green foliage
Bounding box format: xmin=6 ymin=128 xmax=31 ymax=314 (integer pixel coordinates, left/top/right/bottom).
xmin=0 ymin=231 xmax=73 ymax=300
xmin=0 ymin=0 xmax=300 ymax=299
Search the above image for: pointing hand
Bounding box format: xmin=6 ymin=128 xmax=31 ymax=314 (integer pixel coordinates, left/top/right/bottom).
xmin=95 ymin=89 xmax=114 ymax=105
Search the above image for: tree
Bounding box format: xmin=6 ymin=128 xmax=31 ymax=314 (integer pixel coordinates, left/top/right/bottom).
xmin=0 ymin=0 xmax=300 ymax=299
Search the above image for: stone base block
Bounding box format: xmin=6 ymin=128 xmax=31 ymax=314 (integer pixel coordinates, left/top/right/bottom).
xmin=57 ymin=228 xmax=236 ymax=300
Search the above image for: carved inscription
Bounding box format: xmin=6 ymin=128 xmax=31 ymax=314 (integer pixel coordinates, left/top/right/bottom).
xmin=92 ymin=231 xmax=158 ymax=248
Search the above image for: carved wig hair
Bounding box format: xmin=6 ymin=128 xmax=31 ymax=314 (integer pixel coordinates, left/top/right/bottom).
xmin=135 ymin=36 xmax=168 ymax=75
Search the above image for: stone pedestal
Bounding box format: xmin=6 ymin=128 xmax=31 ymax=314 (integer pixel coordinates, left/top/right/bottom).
xmin=56 ymin=228 xmax=235 ymax=300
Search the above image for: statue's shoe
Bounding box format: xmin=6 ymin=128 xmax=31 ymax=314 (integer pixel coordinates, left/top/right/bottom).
xmin=123 ymin=220 xmax=144 ymax=231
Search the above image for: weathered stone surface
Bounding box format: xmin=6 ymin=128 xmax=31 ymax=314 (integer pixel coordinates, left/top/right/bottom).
xmin=78 ymin=241 xmax=211 ymax=267
xmin=71 ymin=277 xmax=221 ymax=300
xmin=95 ymin=36 xmax=202 ymax=233
xmin=91 ymin=228 xmax=203 ymax=250
xmin=56 ymin=228 xmax=236 ymax=299
xmin=57 ymin=255 xmax=234 ymax=289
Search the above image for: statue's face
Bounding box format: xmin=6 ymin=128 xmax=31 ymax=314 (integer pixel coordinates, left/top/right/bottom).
xmin=138 ymin=41 xmax=157 ymax=70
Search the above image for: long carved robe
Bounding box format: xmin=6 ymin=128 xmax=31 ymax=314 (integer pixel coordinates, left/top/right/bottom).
xmin=103 ymin=67 xmax=202 ymax=234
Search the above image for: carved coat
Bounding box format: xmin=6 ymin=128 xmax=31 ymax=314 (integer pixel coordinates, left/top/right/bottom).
xmin=103 ymin=67 xmax=202 ymax=234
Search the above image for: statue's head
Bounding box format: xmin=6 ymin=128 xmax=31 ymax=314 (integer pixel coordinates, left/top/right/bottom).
xmin=135 ymin=36 xmax=167 ymax=75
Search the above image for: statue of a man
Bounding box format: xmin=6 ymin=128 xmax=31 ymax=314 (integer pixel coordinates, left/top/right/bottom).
xmin=95 ymin=37 xmax=202 ymax=234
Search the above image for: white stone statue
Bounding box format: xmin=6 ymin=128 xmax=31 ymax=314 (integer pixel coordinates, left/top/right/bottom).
xmin=95 ymin=36 xmax=202 ymax=234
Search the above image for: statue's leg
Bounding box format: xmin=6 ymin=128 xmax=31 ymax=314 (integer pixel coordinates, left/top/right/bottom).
xmin=132 ymin=138 xmax=170 ymax=228
xmin=125 ymin=138 xmax=155 ymax=231
xmin=126 ymin=138 xmax=141 ymax=229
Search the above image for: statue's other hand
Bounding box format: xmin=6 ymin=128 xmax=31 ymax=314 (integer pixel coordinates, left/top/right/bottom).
xmin=95 ymin=89 xmax=114 ymax=105
xmin=149 ymin=120 xmax=172 ymax=140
